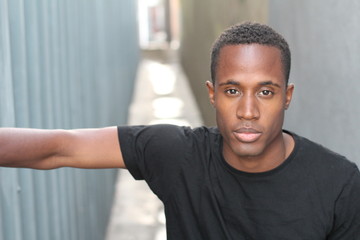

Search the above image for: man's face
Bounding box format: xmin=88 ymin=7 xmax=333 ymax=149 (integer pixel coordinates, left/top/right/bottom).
xmin=207 ymin=44 xmax=294 ymax=165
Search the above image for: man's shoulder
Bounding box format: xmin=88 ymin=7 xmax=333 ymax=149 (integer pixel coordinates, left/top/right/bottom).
xmin=118 ymin=124 xmax=221 ymax=144
xmin=191 ymin=125 xmax=220 ymax=137
xmin=290 ymin=130 xmax=358 ymax=174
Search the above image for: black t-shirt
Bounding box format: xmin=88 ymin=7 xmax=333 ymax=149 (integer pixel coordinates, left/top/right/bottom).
xmin=118 ymin=125 xmax=360 ymax=240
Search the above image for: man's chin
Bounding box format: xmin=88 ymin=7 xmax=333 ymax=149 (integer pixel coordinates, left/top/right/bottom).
xmin=232 ymin=144 xmax=265 ymax=159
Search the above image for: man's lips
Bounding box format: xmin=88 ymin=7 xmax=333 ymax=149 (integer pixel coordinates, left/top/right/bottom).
xmin=233 ymin=128 xmax=262 ymax=143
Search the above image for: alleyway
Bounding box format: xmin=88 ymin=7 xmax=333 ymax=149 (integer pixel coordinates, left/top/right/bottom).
xmin=105 ymin=49 xmax=203 ymax=240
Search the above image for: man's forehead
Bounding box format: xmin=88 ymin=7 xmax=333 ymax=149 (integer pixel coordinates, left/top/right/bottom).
xmin=218 ymin=44 xmax=282 ymax=58
xmin=216 ymin=44 xmax=285 ymax=82
xmin=218 ymin=44 xmax=281 ymax=68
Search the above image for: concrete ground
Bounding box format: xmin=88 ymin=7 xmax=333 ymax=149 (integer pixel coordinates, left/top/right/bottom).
xmin=105 ymin=49 xmax=203 ymax=240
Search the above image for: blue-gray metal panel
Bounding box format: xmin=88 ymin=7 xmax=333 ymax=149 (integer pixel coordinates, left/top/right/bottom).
xmin=0 ymin=200 xmax=3 ymax=240
xmin=33 ymin=171 xmax=51 ymax=240
xmin=18 ymin=170 xmax=38 ymax=240
xmin=0 ymin=0 xmax=16 ymax=127
xmin=24 ymin=0 xmax=43 ymax=128
xmin=0 ymin=0 xmax=139 ymax=240
xmin=0 ymin=169 xmax=23 ymax=240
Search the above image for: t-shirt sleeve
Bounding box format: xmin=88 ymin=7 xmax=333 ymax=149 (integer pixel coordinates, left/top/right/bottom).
xmin=117 ymin=124 xmax=190 ymax=200
xmin=327 ymin=165 xmax=360 ymax=239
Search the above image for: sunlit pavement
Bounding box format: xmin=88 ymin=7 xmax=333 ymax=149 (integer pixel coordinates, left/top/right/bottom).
xmin=105 ymin=49 xmax=203 ymax=240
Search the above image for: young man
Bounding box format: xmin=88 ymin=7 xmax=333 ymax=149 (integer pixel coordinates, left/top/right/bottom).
xmin=1 ymin=22 xmax=360 ymax=239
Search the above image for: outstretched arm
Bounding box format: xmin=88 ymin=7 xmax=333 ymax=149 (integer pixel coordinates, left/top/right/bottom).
xmin=0 ymin=127 xmax=125 ymax=169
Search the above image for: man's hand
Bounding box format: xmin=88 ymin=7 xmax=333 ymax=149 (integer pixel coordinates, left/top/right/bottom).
xmin=0 ymin=127 xmax=125 ymax=169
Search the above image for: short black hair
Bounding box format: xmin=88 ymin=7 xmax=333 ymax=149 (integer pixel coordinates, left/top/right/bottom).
xmin=210 ymin=22 xmax=291 ymax=84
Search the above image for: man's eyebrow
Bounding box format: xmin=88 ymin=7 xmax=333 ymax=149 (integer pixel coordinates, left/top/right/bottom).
xmin=218 ymin=80 xmax=240 ymax=86
xmin=218 ymin=80 xmax=282 ymax=88
xmin=259 ymin=81 xmax=281 ymax=88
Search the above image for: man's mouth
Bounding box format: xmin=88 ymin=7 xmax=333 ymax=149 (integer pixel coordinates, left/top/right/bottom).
xmin=233 ymin=128 xmax=262 ymax=143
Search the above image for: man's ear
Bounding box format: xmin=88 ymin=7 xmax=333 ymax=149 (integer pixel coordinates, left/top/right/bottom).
xmin=206 ymin=81 xmax=215 ymax=107
xmin=285 ymin=83 xmax=294 ymax=110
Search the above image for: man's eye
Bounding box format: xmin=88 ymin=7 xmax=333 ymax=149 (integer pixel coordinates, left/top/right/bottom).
xmin=259 ymin=90 xmax=273 ymax=96
xmin=225 ymin=89 xmax=239 ymax=95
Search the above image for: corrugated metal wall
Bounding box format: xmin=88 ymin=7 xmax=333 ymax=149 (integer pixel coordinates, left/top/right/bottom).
xmin=0 ymin=0 xmax=139 ymax=240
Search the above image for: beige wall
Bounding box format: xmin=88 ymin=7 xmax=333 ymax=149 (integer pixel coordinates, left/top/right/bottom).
xmin=179 ymin=0 xmax=268 ymax=126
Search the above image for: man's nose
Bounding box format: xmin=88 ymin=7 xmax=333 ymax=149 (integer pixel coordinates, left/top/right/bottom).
xmin=236 ymin=94 xmax=260 ymax=120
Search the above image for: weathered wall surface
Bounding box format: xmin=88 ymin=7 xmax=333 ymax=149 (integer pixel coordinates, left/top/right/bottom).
xmin=0 ymin=0 xmax=139 ymax=239
xmin=269 ymin=0 xmax=360 ymax=165
xmin=179 ymin=0 xmax=268 ymax=126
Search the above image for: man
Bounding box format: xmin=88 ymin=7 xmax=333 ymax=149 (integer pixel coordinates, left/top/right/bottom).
xmin=0 ymin=22 xmax=360 ymax=239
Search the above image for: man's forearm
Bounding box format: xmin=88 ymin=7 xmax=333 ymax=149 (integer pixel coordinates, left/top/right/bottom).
xmin=0 ymin=128 xmax=64 ymax=169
